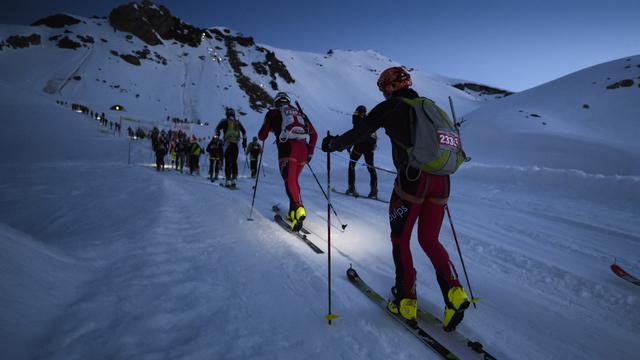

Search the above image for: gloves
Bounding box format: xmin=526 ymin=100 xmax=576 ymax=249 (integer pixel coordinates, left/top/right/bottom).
xmin=321 ymin=135 xmax=335 ymax=152
xmin=307 ymin=152 xmax=313 ymax=163
xmin=242 ymin=137 xmax=247 ymax=149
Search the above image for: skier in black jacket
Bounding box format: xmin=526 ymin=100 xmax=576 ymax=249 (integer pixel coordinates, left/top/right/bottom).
xmin=246 ymin=136 xmax=262 ymax=178
xmin=346 ymin=105 xmax=378 ymax=198
xmin=206 ymin=135 xmax=224 ymax=181
xmin=321 ymin=66 xmax=470 ymax=332
xmin=215 ymin=108 xmax=247 ymax=188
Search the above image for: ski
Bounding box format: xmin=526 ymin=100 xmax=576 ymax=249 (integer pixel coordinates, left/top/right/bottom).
xmin=273 ymin=213 xmax=323 ymax=254
xmin=416 ymin=308 xmax=497 ymax=360
xmin=347 ymin=267 xmax=497 ymax=360
xmin=272 ymin=205 xmax=311 ymax=235
xmin=611 ymin=263 xmax=640 ymax=286
xmin=330 ymin=186 xmax=389 ymax=203
xmin=347 ymin=267 xmax=458 ymax=359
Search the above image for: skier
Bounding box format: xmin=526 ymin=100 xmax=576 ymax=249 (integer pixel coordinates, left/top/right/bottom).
xmin=206 ymin=134 xmax=224 ymax=181
xmin=188 ymin=135 xmax=204 ymax=175
xmin=170 ymin=139 xmax=177 ymax=169
xmin=246 ymin=136 xmax=262 ymax=178
xmin=176 ymin=135 xmax=188 ymax=172
xmin=321 ymin=67 xmax=470 ymax=331
xmin=346 ymin=105 xmax=378 ymax=198
xmin=215 ymin=108 xmax=247 ymax=188
xmin=155 ymin=134 xmax=168 ymax=171
xmin=258 ymin=92 xmax=318 ymax=232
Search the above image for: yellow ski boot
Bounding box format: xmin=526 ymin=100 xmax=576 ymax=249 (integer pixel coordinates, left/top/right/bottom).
xmin=387 ymin=298 xmax=417 ymax=323
xmin=290 ymin=206 xmax=306 ymax=232
xmin=443 ymin=286 xmax=470 ymax=332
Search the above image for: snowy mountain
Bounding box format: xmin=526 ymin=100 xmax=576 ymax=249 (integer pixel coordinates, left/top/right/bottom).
xmin=0 ymin=2 xmax=505 ymax=147
xmin=1 ymin=2 xmax=639 ymax=360
xmin=462 ymin=55 xmax=640 ymax=175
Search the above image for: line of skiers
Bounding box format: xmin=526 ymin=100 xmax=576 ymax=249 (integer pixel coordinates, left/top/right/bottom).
xmin=149 ymin=68 xmax=471 ymax=333
xmin=150 ymin=116 xmax=263 ymax=187
xmin=56 ymin=100 xmax=122 ymax=135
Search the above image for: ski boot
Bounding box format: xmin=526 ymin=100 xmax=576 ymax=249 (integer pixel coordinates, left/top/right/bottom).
xmin=224 ymin=179 xmax=231 ymax=187
xmin=367 ymin=189 xmax=378 ymax=199
xmin=345 ymin=186 xmax=359 ymax=197
xmin=387 ymin=298 xmax=417 ymax=324
xmin=230 ymin=179 xmax=236 ymax=188
xmin=443 ymin=286 xmax=470 ymax=332
xmin=289 ymin=206 xmax=306 ymax=232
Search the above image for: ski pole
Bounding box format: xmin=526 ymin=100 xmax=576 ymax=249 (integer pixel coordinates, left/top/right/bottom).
xmin=325 ymin=130 xmax=337 ymax=324
xmin=445 ymin=205 xmax=477 ymax=308
xmin=306 ymin=163 xmax=347 ymax=231
xmin=247 ymin=140 xmax=265 ymax=221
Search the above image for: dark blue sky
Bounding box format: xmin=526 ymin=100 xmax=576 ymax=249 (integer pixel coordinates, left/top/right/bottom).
xmin=3 ymin=0 xmax=639 ymax=91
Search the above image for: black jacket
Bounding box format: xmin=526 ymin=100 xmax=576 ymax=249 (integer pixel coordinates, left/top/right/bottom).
xmin=331 ymin=88 xmax=420 ymax=170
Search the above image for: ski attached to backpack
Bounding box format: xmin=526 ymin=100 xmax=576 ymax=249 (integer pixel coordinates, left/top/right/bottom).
xmin=611 ymin=263 xmax=640 ymax=286
xmin=330 ymin=187 xmax=389 ymax=204
xmin=346 ymin=267 xmax=497 ymax=360
xmin=271 ymin=205 xmax=322 ymax=254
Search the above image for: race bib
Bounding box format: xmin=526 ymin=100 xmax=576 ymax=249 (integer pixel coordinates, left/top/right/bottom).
xmin=437 ymin=130 xmax=460 ymax=151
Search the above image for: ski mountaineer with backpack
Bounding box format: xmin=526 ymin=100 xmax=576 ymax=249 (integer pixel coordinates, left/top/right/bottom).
xmin=346 ymin=105 xmax=378 ymax=198
xmin=188 ymin=135 xmax=204 ymax=175
xmin=206 ymin=134 xmax=224 ymax=181
xmin=321 ymin=67 xmax=470 ymax=332
xmin=215 ymin=108 xmax=247 ymax=188
xmin=258 ymin=92 xmax=318 ymax=232
xmin=246 ymin=136 xmax=262 ymax=178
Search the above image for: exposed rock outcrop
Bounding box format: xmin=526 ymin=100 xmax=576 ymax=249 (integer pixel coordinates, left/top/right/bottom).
xmin=108 ymin=1 xmax=204 ymax=47
xmin=453 ymin=83 xmax=514 ymax=97
xmin=6 ymin=34 xmax=41 ymax=49
xmin=31 ymin=14 xmax=81 ymax=28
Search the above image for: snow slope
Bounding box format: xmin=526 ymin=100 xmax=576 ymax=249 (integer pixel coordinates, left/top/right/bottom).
xmin=1 ymin=5 xmax=640 ymax=360
xmin=462 ymin=55 xmax=640 ymax=175
xmin=2 ymin=80 xmax=638 ymax=360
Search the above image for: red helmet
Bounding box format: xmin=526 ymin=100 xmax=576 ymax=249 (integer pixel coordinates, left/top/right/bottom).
xmin=377 ymin=67 xmax=412 ymax=97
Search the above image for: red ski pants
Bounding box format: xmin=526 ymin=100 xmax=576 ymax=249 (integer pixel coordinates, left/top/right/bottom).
xmin=388 ymin=169 xmax=461 ymax=303
xmin=279 ymin=141 xmax=308 ymax=211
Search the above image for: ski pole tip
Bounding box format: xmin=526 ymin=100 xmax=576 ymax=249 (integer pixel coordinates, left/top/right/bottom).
xmin=325 ymin=313 xmax=338 ymax=321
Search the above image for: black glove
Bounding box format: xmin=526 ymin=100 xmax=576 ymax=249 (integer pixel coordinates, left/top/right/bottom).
xmin=242 ymin=138 xmax=247 ymax=149
xmin=321 ymin=135 xmax=335 ymax=152
xmin=307 ymin=152 xmax=313 ymax=163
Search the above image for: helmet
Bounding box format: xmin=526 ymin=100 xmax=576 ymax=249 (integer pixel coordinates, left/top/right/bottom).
xmin=377 ymin=67 xmax=412 ymax=97
xmin=355 ymin=105 xmax=367 ymax=115
xmin=274 ymin=92 xmax=290 ymax=107
xmin=225 ymin=107 xmax=235 ymax=118
xmin=252 ymin=136 xmax=258 ymax=142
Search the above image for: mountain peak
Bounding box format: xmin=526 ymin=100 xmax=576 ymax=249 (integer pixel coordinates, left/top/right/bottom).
xmin=108 ymin=1 xmax=204 ymax=47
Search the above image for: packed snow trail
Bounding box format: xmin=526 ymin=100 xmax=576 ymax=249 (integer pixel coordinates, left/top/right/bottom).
xmin=2 ymin=80 xmax=640 ymax=359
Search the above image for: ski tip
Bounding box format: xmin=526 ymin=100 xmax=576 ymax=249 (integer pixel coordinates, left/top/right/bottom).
xmin=346 ymin=267 xmax=359 ymax=280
